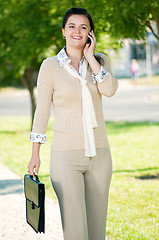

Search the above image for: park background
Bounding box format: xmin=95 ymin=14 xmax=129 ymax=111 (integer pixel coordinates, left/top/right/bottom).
xmin=0 ymin=0 xmax=159 ymax=239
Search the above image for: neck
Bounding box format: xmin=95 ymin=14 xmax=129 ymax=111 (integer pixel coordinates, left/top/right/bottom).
xmin=66 ymin=45 xmax=84 ymax=64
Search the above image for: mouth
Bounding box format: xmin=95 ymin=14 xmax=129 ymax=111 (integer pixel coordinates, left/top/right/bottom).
xmin=72 ymin=36 xmax=82 ymax=40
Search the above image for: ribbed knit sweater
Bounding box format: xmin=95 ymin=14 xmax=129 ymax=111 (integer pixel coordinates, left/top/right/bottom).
xmin=31 ymin=52 xmax=118 ymax=151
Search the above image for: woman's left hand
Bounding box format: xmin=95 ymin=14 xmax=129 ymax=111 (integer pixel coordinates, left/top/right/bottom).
xmin=83 ymin=30 xmax=96 ymax=60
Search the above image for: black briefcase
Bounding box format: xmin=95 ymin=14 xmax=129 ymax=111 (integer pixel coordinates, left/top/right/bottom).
xmin=24 ymin=174 xmax=45 ymax=233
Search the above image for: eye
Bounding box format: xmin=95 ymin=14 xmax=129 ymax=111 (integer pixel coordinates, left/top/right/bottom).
xmin=81 ymin=26 xmax=87 ymax=29
xmin=69 ymin=25 xmax=74 ymax=28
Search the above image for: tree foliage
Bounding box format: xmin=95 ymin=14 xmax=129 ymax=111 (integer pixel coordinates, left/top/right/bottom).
xmin=0 ymin=0 xmax=68 ymax=126
xmin=98 ymin=0 xmax=159 ymax=41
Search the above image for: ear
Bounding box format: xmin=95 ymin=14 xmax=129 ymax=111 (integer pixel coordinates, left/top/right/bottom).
xmin=62 ymin=28 xmax=65 ymax=37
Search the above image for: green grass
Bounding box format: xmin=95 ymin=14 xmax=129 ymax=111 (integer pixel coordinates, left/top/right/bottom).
xmin=0 ymin=116 xmax=159 ymax=240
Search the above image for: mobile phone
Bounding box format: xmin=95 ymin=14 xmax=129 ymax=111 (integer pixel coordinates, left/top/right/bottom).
xmin=86 ymin=36 xmax=91 ymax=45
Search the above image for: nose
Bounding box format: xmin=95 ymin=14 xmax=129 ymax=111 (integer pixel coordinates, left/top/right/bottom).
xmin=74 ymin=27 xmax=80 ymax=33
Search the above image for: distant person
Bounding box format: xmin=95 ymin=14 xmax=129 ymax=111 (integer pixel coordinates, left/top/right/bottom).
xmin=28 ymin=7 xmax=118 ymax=240
xmin=130 ymin=59 xmax=139 ymax=84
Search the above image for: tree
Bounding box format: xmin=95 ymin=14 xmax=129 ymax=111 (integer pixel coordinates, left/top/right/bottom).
xmin=0 ymin=0 xmax=67 ymax=127
xmin=0 ymin=0 xmax=111 ymax=129
xmin=97 ymin=0 xmax=159 ymax=42
xmin=1 ymin=0 xmax=111 ymax=128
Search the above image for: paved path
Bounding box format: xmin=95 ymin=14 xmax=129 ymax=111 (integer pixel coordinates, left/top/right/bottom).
xmin=0 ymin=164 xmax=64 ymax=240
xmin=102 ymin=84 xmax=159 ymax=122
xmin=0 ymin=81 xmax=159 ymax=122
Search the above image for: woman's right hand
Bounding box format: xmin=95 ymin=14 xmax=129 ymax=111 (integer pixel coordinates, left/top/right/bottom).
xmin=28 ymin=156 xmax=40 ymax=176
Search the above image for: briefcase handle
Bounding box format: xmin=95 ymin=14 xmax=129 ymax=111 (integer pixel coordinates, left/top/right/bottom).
xmin=30 ymin=175 xmax=40 ymax=183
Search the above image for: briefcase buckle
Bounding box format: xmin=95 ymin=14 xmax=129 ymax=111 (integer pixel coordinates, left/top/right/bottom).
xmin=31 ymin=201 xmax=35 ymax=209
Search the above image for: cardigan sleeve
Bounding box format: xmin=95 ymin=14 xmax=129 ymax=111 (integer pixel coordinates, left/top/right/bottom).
xmin=29 ymin=59 xmax=54 ymax=143
xmin=94 ymin=53 xmax=118 ymax=97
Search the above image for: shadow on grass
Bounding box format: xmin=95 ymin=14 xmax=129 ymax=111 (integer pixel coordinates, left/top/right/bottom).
xmin=39 ymin=174 xmax=50 ymax=179
xmin=0 ymin=130 xmax=17 ymax=135
xmin=0 ymin=130 xmax=30 ymax=135
xmin=113 ymin=167 xmax=159 ymax=180
xmin=105 ymin=121 xmax=159 ymax=134
xmin=113 ymin=167 xmax=159 ymax=174
xmin=105 ymin=121 xmax=159 ymax=127
xmin=135 ymin=174 xmax=159 ymax=180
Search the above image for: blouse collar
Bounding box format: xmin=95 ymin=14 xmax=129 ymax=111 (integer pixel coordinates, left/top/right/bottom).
xmin=57 ymin=46 xmax=85 ymax=67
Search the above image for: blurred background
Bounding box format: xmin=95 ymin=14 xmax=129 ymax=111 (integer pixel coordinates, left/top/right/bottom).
xmin=0 ymin=0 xmax=159 ymax=124
xmin=0 ymin=1 xmax=159 ymax=239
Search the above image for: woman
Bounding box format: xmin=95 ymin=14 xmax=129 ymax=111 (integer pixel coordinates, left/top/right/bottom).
xmin=28 ymin=7 xmax=118 ymax=240
xmin=130 ymin=59 xmax=139 ymax=85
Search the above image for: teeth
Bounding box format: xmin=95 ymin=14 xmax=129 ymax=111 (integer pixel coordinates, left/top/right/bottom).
xmin=73 ymin=36 xmax=81 ymax=39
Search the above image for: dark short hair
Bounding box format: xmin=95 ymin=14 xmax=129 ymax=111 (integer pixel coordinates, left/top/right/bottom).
xmin=62 ymin=7 xmax=94 ymax=31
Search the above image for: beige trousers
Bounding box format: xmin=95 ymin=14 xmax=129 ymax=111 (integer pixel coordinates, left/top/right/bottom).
xmin=50 ymin=148 xmax=112 ymax=240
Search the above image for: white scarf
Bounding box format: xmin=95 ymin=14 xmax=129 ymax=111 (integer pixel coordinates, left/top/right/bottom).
xmin=63 ymin=59 xmax=98 ymax=157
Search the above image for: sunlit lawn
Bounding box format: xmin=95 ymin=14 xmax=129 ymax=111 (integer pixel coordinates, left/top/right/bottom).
xmin=0 ymin=116 xmax=159 ymax=240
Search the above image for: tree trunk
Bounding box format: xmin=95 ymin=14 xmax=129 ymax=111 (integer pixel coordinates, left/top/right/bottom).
xmin=149 ymin=8 xmax=159 ymax=41
xmin=20 ymin=66 xmax=37 ymax=130
xmin=28 ymin=87 xmax=36 ymax=128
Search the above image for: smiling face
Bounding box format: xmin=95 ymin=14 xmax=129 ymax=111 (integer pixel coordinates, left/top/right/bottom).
xmin=62 ymin=14 xmax=91 ymax=49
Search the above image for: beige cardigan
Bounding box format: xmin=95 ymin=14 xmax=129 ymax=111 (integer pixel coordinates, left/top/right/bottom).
xmin=32 ymin=53 xmax=118 ymax=151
